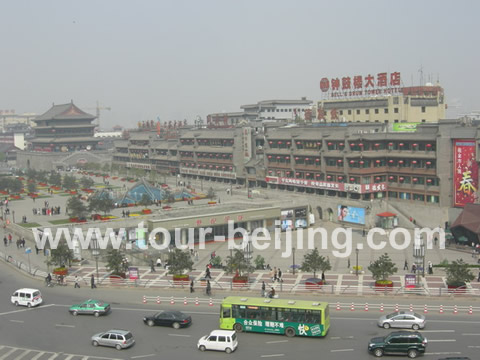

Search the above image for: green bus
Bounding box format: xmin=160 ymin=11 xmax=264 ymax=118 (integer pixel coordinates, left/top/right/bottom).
xmin=219 ymin=296 xmax=330 ymax=338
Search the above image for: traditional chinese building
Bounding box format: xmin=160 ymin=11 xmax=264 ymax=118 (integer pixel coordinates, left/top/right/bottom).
xmin=317 ymin=72 xmax=446 ymax=124
xmin=30 ymin=101 xmax=99 ymax=152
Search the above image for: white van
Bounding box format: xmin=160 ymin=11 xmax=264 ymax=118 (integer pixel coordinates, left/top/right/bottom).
xmin=11 ymin=288 xmax=43 ymax=308
xmin=197 ymin=330 xmax=238 ymax=353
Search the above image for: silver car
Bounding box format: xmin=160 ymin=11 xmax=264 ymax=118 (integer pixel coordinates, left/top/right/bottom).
xmin=91 ymin=330 xmax=135 ymax=350
xmin=378 ymin=311 xmax=426 ymax=330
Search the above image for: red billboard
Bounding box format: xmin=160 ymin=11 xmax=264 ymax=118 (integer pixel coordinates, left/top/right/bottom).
xmin=453 ymin=140 xmax=478 ymax=207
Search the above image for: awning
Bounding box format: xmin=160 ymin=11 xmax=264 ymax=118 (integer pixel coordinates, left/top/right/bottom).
xmin=376 ymin=212 xmax=397 ymax=217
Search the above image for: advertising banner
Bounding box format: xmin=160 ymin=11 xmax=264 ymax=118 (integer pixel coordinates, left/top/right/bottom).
xmin=453 ymin=140 xmax=478 ymax=207
xmin=128 ymin=267 xmax=139 ymax=280
xmin=392 ymin=123 xmax=419 ymax=132
xmin=405 ymin=274 xmax=416 ymax=288
xmin=337 ymin=205 xmax=366 ymax=225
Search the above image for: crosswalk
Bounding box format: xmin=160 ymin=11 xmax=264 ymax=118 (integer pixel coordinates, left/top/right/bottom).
xmin=0 ymin=345 xmax=124 ymax=360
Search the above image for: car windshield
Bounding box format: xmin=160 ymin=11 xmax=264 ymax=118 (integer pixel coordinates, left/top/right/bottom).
xmin=413 ymin=313 xmax=422 ymax=319
xmin=386 ymin=313 xmax=396 ymax=319
xmin=95 ymin=301 xmax=104 ymax=306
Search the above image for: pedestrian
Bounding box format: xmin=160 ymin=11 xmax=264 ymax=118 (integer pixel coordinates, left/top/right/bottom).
xmin=74 ymin=276 xmax=80 ymax=288
xmin=478 ymin=271 xmax=480 ymax=282
xmin=321 ymin=271 xmax=326 ymax=282
xmin=278 ymin=268 xmax=282 ymax=282
xmin=35 ymin=245 xmax=39 ymax=255
xmin=434 ymin=236 xmax=438 ymax=246
xmin=150 ymin=259 xmax=156 ymax=272
xmin=206 ymin=280 xmax=211 ymax=296
xmin=91 ymin=274 xmax=96 ymax=289
xmin=261 ymin=281 xmax=266 ymax=297
xmin=156 ymin=257 xmax=162 ymax=268
xmin=205 ymin=265 xmax=212 ymax=279
xmin=428 ymin=261 xmax=433 ymax=275
xmin=195 ymin=250 xmax=199 ymax=262
xmin=404 ymin=260 xmax=408 ymax=270
xmin=347 ymin=258 xmax=350 ymax=268
xmin=269 ymin=287 xmax=275 ymax=299
xmin=8 ymin=233 xmax=12 ymax=244
xmin=3 ymin=236 xmax=6 ymax=247
xmin=190 ymin=280 xmax=194 ymax=293
xmin=273 ymin=267 xmax=278 ymax=282
xmin=412 ymin=264 xmax=416 ymax=274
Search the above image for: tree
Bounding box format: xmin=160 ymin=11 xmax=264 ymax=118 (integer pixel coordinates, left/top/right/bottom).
xmin=368 ymin=253 xmax=398 ymax=283
xmin=62 ymin=175 xmax=77 ymax=190
xmin=207 ymin=187 xmax=216 ymax=199
xmin=26 ymin=168 xmax=37 ymax=180
xmin=80 ymin=176 xmax=94 ymax=189
xmin=37 ymin=171 xmax=49 ymax=183
xmin=301 ymin=248 xmax=331 ymax=279
xmin=102 ymin=163 xmax=111 ymax=173
xmin=88 ymin=197 xmax=114 ymax=215
xmin=139 ymin=193 xmax=152 ymax=207
xmin=7 ymin=178 xmax=23 ymax=194
xmin=445 ymin=259 xmax=475 ymax=287
xmin=225 ymin=249 xmax=254 ymax=277
xmin=49 ymin=172 xmax=62 ymax=187
xmin=105 ymin=249 xmax=126 ymax=276
xmin=167 ymin=248 xmax=194 ymax=275
xmin=27 ymin=181 xmax=37 ymax=194
xmin=47 ymin=241 xmax=74 ymax=268
xmin=254 ymin=255 xmax=265 ymax=270
xmin=164 ymin=188 xmax=175 ymax=203
xmin=66 ymin=196 xmax=88 ymax=219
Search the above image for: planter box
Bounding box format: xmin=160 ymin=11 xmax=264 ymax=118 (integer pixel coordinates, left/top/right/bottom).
xmin=110 ymin=273 xmax=126 ymax=279
xmin=232 ymin=276 xmax=249 ymax=284
xmin=305 ymin=278 xmax=324 ymax=289
xmin=447 ymin=284 xmax=467 ymax=294
xmin=142 ymin=209 xmax=152 ymax=214
xmin=53 ymin=268 xmax=68 ymax=276
xmin=173 ymin=275 xmax=190 ymax=285
xmin=374 ymin=281 xmax=394 ymax=291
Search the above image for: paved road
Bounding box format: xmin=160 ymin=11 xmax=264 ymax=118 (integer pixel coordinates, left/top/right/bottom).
xmin=1 ymin=261 xmax=479 ymax=359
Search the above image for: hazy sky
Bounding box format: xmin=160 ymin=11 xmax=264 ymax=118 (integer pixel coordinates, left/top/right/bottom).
xmin=1 ymin=0 xmax=478 ymax=129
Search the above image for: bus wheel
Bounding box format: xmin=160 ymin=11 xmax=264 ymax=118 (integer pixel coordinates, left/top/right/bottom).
xmin=233 ymin=323 xmax=243 ymax=332
xmin=285 ymin=327 xmax=295 ymax=337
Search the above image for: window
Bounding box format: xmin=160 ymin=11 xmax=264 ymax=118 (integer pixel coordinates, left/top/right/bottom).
xmin=421 ymin=106 xmax=426 ymax=113
xmin=208 ymin=336 xmax=217 ymax=341
xmin=384 ymin=108 xmax=388 ymax=114
xmin=356 ymin=109 xmax=360 ymax=115
xmin=339 ymin=110 xmax=343 ymax=115
xmin=101 ymin=334 xmax=110 ymax=339
xmin=375 ymin=109 xmax=379 ymax=114
xmin=394 ymin=108 xmax=399 ymax=113
xmin=365 ymin=109 xmax=370 ymax=114
xmin=222 ymin=307 xmax=231 ymax=318
xmin=348 ymin=110 xmax=352 ymax=115
xmin=218 ymin=336 xmax=226 ymax=342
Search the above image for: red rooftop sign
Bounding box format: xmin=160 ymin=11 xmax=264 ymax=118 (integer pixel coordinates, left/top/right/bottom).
xmin=320 ymin=72 xmax=402 ymax=98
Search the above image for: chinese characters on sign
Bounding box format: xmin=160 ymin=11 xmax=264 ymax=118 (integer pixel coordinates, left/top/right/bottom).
xmin=243 ymin=127 xmax=252 ymax=162
xmin=320 ymin=72 xmax=402 ymax=98
xmin=265 ymin=176 xmax=387 ymax=194
xmin=179 ymin=167 xmax=237 ymax=179
xmin=453 ymin=140 xmax=478 ymax=207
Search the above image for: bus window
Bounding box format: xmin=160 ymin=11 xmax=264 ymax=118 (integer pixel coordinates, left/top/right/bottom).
xmin=261 ymin=307 xmax=275 ymax=321
xmin=222 ymin=306 xmax=231 ymax=318
xmin=291 ymin=309 xmax=306 ymax=323
xmin=246 ymin=306 xmax=261 ymax=320
xmin=277 ymin=308 xmax=292 ymax=322
xmin=310 ymin=310 xmax=321 ymax=323
xmin=232 ymin=305 xmax=246 ymax=319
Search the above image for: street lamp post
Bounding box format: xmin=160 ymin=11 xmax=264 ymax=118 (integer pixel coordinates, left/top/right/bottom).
xmin=12 ymin=210 xmax=15 ymax=223
xmin=355 ymin=248 xmax=360 ymax=276
xmin=91 ymin=235 xmax=100 ymax=281
xmin=292 ymin=247 xmax=296 ymax=275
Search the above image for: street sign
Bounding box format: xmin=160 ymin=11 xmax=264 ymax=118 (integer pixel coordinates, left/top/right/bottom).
xmin=128 ymin=267 xmax=139 ymax=280
xmin=405 ymin=274 xmax=416 ymax=288
xmin=25 ymin=247 xmax=32 ymax=254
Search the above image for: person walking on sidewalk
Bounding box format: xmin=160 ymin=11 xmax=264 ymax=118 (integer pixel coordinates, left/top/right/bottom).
xmin=206 ymin=280 xmax=211 ymax=296
xmin=404 ymin=260 xmax=408 ymax=270
xmin=74 ymin=276 xmax=80 ymax=288
xmin=205 ymin=265 xmax=212 ymax=279
xmin=190 ymin=280 xmax=194 ymax=293
xmin=91 ymin=274 xmax=96 ymax=289
xmin=261 ymin=281 xmax=266 ymax=297
xmin=150 ymin=259 xmax=156 ymax=272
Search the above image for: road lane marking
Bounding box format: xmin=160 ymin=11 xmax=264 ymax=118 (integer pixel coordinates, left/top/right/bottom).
xmin=47 ymin=354 xmax=59 ymax=360
xmin=331 ymin=349 xmax=354 ymax=353
xmin=332 ymin=316 xmax=480 ymax=324
xmin=419 ymin=330 xmax=455 ymax=333
xmin=131 ymin=355 xmax=156 ymax=359
xmin=266 ymin=340 xmax=288 ymax=344
xmin=55 ymin=324 xmax=75 ymax=328
xmin=0 ymin=348 xmax=17 ymax=360
xmin=468 ymin=345 xmax=480 ymax=348
xmin=0 ymin=304 xmax=55 ymax=316
xmin=260 ymin=355 xmax=284 ymax=358
xmin=64 ymin=356 xmax=74 ymax=360
xmin=462 ymin=333 xmax=480 ymax=336
xmin=12 ymin=349 xmax=31 ymax=360
xmin=427 ymin=339 xmax=456 ymax=342
xmin=425 ymin=352 xmax=461 ymax=355
xmin=330 ymin=336 xmax=354 ymax=339
xmin=9 ymin=320 xmax=24 ymax=323
xmin=167 ymin=334 xmax=191 ymax=337
xmin=30 ymin=353 xmax=46 ymax=360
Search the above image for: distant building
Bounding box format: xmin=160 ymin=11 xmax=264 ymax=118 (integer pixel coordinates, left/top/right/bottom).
xmin=240 ymin=98 xmax=313 ymax=122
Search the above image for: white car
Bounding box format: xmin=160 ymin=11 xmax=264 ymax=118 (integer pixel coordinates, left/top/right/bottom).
xmin=198 ymin=330 xmax=238 ymax=353
xmin=11 ymin=288 xmax=43 ymax=307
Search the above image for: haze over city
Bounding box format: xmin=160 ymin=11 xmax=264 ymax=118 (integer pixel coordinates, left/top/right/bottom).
xmin=1 ymin=0 xmax=478 ymax=128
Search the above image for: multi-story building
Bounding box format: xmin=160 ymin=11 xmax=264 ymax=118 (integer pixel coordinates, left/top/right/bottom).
xmin=240 ymin=98 xmax=313 ymax=121
xmin=30 ymin=102 xmax=99 ymax=152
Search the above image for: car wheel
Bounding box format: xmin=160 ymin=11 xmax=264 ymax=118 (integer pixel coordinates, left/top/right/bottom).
xmin=382 ymin=323 xmax=390 ymax=329
xmin=199 ymin=345 xmax=206 ymax=352
xmin=374 ymin=348 xmax=384 ymax=357
xmin=225 ymin=347 xmax=232 ymax=354
xmin=412 ymin=324 xmax=420 ymax=330
xmin=72 ymin=311 xmax=78 ymax=316
xmin=407 ymin=349 xmax=418 ymax=358
xmin=233 ymin=323 xmax=243 ymax=332
xmin=14 ymin=301 xmax=19 ymax=306
xmin=172 ymin=322 xmax=180 ymax=329
xmin=285 ymin=327 xmax=295 ymax=337
xmin=94 ymin=312 xmax=100 ymax=317
xmin=27 ymin=303 xmax=31 ymax=308
xmin=92 ymin=340 xmax=99 ymax=347
xmin=147 ymin=320 xmax=154 ymax=327
xmin=115 ymin=344 xmax=122 ymax=350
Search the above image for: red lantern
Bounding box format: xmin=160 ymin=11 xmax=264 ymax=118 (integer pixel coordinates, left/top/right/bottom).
xmin=305 ymin=158 xmax=310 ymax=161
xmin=277 ymin=171 xmax=281 ymax=174
xmin=327 ymin=175 xmax=332 ymax=179
xmin=296 ymin=172 xmax=300 ymax=176
xmin=286 ymin=142 xmax=291 ymax=145
xmin=413 ymin=143 xmax=418 ymax=147
xmin=337 ymin=159 xmax=343 ymax=162
xmin=399 ymin=143 xmax=404 ymax=147
xmin=375 ymin=160 xmax=381 ymax=163
xmin=229 ymin=166 xmax=233 ymax=170
xmin=349 ymin=160 xmax=355 ymax=164
xmin=339 ymin=142 xmax=344 ymax=146
xmin=285 ymin=156 xmax=290 ymax=160
xmin=296 ymin=141 xmax=301 ymax=145
xmin=316 ymin=174 xmax=321 ymax=177
xmin=412 ymin=160 xmax=417 ymax=164
xmin=276 ymin=156 xmax=281 ymax=159
xmin=399 ymin=160 xmax=404 ymax=164
xmin=389 ymin=176 xmax=394 ymax=180
xmin=359 ymin=160 xmax=364 ymax=165
xmin=338 ymin=176 xmax=343 ymax=180
xmin=269 ymin=141 xmax=273 ymax=144
xmin=426 ymin=161 xmax=432 ymax=165
xmin=350 ymin=143 xmax=355 ymax=147
xmin=295 ymin=157 xmax=299 ymax=160
xmin=388 ymin=159 xmax=394 ymax=163
xmin=306 ymin=173 xmax=310 ymax=176
xmin=222 ymin=166 xmax=226 ymax=170
xmin=350 ymin=177 xmax=355 ymax=182
xmin=315 ymin=158 xmax=320 ymax=162
xmin=426 ymin=144 xmax=432 ymax=148
xmin=376 ymin=177 xmax=381 ymax=181
xmin=268 ymin=155 xmax=272 ymax=159
xmin=317 ymin=142 xmax=322 ymax=145
xmin=388 ymin=142 xmax=394 ymax=146
xmin=399 ymin=177 xmax=404 ymax=181
xmin=359 ymin=143 xmax=364 ymax=147
xmin=277 ymin=141 xmax=282 ymax=144
xmin=375 ymin=143 xmax=380 ymax=147
xmin=413 ymin=177 xmax=418 ymax=182
xmin=327 ymin=142 xmax=333 ymax=146
xmin=427 ymin=179 xmax=432 ymax=183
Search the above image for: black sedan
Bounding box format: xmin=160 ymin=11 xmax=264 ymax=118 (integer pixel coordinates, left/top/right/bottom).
xmin=143 ymin=311 xmax=192 ymax=329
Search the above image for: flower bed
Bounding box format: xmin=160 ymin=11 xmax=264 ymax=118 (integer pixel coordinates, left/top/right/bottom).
xmin=232 ymin=276 xmax=249 ymax=284
xmin=374 ymin=280 xmax=394 ymax=291
xmin=162 ymin=206 xmax=172 ymax=210
xmin=53 ymin=267 xmax=68 ymax=276
xmin=51 ymin=186 xmax=61 ymax=191
xmin=10 ymin=195 xmax=21 ymax=200
xmin=208 ymin=201 xmax=217 ymax=205
xmin=173 ymin=274 xmax=190 ymax=284
xmin=142 ymin=209 xmax=152 ymax=214
xmin=38 ymin=182 xmax=47 ymax=186
xmin=0 ymin=190 xmax=8 ymax=195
